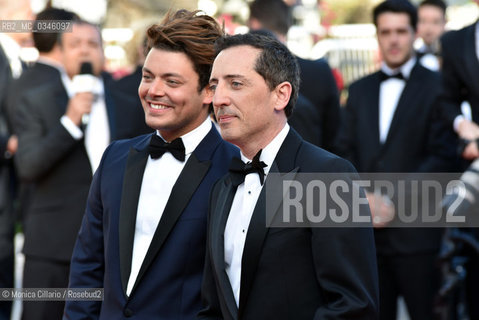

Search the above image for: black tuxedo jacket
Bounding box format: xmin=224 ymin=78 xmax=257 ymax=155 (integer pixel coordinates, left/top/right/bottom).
xmin=439 ymin=21 xmax=479 ymax=125
xmin=296 ymin=57 xmax=341 ymax=152
xmin=288 ymin=94 xmax=322 ymax=146
xmin=200 ymin=129 xmax=379 ymax=320
xmin=13 ymin=75 xmax=146 ymax=262
xmin=336 ymin=63 xmax=455 ymax=254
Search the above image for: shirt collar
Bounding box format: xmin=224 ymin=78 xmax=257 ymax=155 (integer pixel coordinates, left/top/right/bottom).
xmin=240 ymin=123 xmax=290 ymax=175
xmin=157 ymin=117 xmax=212 ymax=156
xmin=381 ymin=56 xmax=416 ymax=79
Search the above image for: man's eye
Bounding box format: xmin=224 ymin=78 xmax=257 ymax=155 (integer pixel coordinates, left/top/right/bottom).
xmin=232 ymin=81 xmax=242 ymax=88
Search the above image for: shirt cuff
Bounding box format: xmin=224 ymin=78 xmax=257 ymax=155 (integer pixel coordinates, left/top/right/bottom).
xmin=453 ymin=115 xmax=465 ymax=134
xmin=60 ymin=115 xmax=83 ymax=140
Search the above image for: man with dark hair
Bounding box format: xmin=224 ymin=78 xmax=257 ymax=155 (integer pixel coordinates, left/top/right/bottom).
xmin=337 ymin=0 xmax=454 ymax=318
xmin=416 ymin=0 xmax=447 ymax=70
xmin=200 ymin=32 xmax=378 ymax=320
xmin=6 ymin=7 xmax=79 ymax=130
xmin=247 ymin=0 xmax=341 ymax=151
xmin=64 ymin=10 xmax=238 ymax=319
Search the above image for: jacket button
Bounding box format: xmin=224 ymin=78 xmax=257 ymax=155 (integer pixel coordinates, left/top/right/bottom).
xmin=124 ymin=308 xmax=133 ymax=317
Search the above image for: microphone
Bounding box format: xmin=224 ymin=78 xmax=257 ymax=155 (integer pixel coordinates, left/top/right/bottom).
xmin=72 ymin=62 xmax=96 ymax=126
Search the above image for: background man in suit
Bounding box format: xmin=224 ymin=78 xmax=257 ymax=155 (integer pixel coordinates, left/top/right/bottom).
xmin=0 ymin=37 xmax=19 ymax=320
xmin=247 ymin=0 xmax=341 ymax=151
xmin=200 ymin=32 xmax=378 ymax=320
xmin=416 ymin=0 xmax=447 ymax=71
xmin=13 ymin=20 xmax=147 ymax=320
xmin=6 ymin=8 xmax=80 ymax=132
xmin=64 ymin=10 xmax=238 ymax=319
xmin=336 ymin=1 xmax=455 ymax=318
xmin=0 ymin=1 xmax=32 ymax=318
xmin=438 ymin=0 xmax=479 ymax=316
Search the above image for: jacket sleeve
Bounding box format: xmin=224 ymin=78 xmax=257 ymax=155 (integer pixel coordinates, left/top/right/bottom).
xmin=14 ymin=87 xmax=81 ymax=182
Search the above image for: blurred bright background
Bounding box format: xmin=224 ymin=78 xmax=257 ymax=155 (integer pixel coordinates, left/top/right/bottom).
xmin=13 ymin=0 xmax=479 ymax=88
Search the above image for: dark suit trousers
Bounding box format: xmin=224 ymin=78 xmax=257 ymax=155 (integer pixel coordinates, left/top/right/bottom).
xmin=22 ymin=257 xmax=70 ymax=320
xmin=377 ymin=253 xmax=440 ymax=320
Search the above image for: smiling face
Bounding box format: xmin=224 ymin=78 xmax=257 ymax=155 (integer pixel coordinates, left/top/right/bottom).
xmin=376 ymin=12 xmax=416 ymax=69
xmin=210 ymin=45 xmax=288 ymax=155
xmin=138 ymin=47 xmax=212 ymax=141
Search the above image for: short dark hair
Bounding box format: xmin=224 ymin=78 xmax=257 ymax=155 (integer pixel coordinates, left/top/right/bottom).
xmin=146 ymin=9 xmax=223 ymax=92
xmin=249 ymin=0 xmax=292 ymax=36
xmin=34 ymin=7 xmax=79 ymax=53
xmin=373 ymin=0 xmax=418 ymax=31
xmin=215 ymin=33 xmax=299 ymax=117
xmin=419 ymin=0 xmax=447 ymax=16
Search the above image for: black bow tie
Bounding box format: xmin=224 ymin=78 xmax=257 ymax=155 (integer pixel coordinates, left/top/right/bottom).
xmin=229 ymin=149 xmax=267 ymax=186
xmin=147 ymin=135 xmax=185 ymax=162
xmin=379 ymin=71 xmax=405 ymax=82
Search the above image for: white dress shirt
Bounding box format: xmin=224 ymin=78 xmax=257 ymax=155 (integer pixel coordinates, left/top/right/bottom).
xmin=224 ymin=123 xmax=290 ymax=307
xmin=0 ymin=33 xmax=23 ymax=79
xmin=60 ymin=75 xmax=110 ymax=174
xmin=126 ymin=117 xmax=212 ymax=296
xmin=379 ymin=57 xmax=416 ymax=143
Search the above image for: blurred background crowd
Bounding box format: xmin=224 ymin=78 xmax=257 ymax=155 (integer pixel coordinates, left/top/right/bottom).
xmin=1 ymin=0 xmax=479 ymax=320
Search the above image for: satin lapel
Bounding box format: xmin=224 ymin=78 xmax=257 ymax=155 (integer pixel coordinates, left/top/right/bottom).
xmin=367 ymin=73 xmax=382 ymax=150
xmin=238 ymin=129 xmax=301 ymax=318
xmin=464 ymin=24 xmax=479 ymax=99
xmin=118 ymin=146 xmax=149 ymax=294
xmin=130 ymin=153 xmax=211 ymax=294
xmin=103 ymin=85 xmax=118 ymax=141
xmin=383 ymin=64 xmax=423 ymax=146
xmin=210 ymin=177 xmax=239 ymax=319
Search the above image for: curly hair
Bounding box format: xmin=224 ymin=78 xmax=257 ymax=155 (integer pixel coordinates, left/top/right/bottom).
xmin=146 ymin=10 xmax=224 ymax=91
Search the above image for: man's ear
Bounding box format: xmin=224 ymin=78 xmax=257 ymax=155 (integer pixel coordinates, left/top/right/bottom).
xmin=274 ymin=81 xmax=292 ymax=112
xmin=202 ymin=84 xmax=214 ymax=105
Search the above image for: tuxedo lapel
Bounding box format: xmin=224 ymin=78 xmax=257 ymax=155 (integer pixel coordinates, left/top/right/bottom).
xmin=118 ymin=143 xmax=149 ymax=294
xmin=129 ymin=152 xmax=211 ymax=294
xmin=384 ymin=64 xmax=423 ymax=146
xmin=211 ymin=177 xmax=240 ymax=319
xmin=238 ymin=129 xmax=301 ymax=318
xmin=366 ymin=74 xmax=382 ymax=151
xmin=128 ymin=126 xmax=222 ymax=295
xmin=464 ymin=23 xmax=479 ymax=99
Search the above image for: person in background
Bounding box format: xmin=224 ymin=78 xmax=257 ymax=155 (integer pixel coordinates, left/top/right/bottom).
xmin=64 ymin=10 xmax=238 ymax=319
xmin=0 ymin=0 xmax=32 ymax=318
xmin=438 ymin=0 xmax=479 ymax=317
xmin=247 ymin=0 xmax=341 ymax=151
xmin=416 ymin=0 xmax=447 ymax=71
xmin=336 ymin=0 xmax=455 ymax=318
